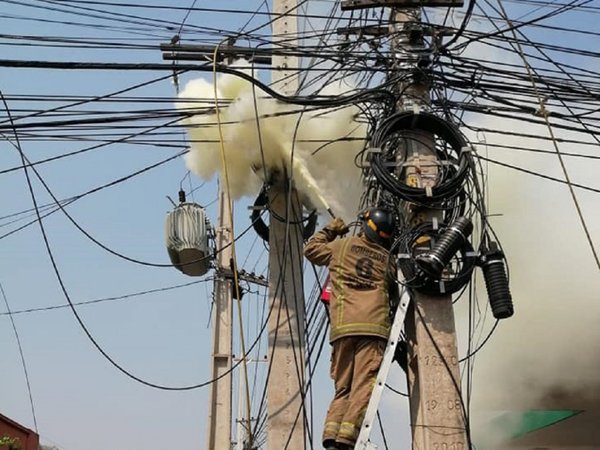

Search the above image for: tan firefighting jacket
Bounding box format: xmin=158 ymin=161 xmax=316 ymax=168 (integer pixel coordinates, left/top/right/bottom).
xmin=304 ymin=228 xmax=395 ymax=343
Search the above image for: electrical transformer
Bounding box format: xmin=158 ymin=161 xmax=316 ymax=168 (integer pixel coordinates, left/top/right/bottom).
xmin=165 ymin=202 xmax=212 ymax=276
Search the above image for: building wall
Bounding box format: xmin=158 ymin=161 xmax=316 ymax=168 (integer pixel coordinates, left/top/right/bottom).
xmin=0 ymin=414 xmax=39 ymax=450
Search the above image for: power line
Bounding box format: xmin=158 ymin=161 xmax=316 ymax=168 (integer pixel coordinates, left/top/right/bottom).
xmin=1 ymin=90 xmax=264 ymax=391
xmin=0 ymin=281 xmax=39 ymax=432
xmin=0 ymin=279 xmax=213 ymax=316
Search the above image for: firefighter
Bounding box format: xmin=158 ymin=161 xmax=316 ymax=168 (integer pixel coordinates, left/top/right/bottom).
xmin=304 ymin=207 xmax=397 ymax=450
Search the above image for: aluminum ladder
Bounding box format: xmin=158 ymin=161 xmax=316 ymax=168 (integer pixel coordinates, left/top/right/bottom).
xmin=354 ymin=282 xmax=411 ymax=450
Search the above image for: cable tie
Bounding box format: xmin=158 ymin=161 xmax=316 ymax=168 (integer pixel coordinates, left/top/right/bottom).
xmin=398 ymin=253 xmax=411 ymax=259
xmin=425 ymin=186 xmax=433 ymax=197
xmin=367 ymin=147 xmax=381 ymax=154
xmin=439 ymin=280 xmax=446 ymax=294
xmin=432 ymin=217 xmax=439 ymax=230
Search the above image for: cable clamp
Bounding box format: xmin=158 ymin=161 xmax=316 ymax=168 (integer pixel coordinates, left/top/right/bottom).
xmin=438 ymin=280 xmax=446 ymax=294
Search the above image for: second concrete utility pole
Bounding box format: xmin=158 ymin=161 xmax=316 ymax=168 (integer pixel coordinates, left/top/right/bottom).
xmin=266 ymin=1 xmax=307 ymax=449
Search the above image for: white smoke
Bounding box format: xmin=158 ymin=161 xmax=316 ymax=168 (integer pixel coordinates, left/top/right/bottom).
xmin=461 ymin=115 xmax=600 ymax=447
xmin=177 ymin=62 xmax=366 ymax=220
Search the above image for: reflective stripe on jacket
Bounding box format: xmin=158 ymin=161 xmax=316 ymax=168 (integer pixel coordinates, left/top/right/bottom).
xmin=304 ymin=229 xmax=392 ymax=342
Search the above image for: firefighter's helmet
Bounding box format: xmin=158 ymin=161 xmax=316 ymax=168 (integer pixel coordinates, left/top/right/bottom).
xmin=361 ymin=207 xmax=396 ymax=245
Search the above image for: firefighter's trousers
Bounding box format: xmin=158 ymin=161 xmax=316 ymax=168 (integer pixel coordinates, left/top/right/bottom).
xmin=323 ymin=336 xmax=386 ymax=447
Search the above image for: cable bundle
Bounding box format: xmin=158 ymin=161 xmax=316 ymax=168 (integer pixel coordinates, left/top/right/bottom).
xmin=250 ymin=187 xmax=317 ymax=242
xmin=369 ymin=111 xmax=471 ymax=207
xmin=393 ymin=220 xmax=477 ymax=296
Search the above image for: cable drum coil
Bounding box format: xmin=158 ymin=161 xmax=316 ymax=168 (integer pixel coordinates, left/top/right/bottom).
xmin=393 ymin=221 xmax=476 ymax=296
xmin=251 ymin=189 xmax=318 ymax=242
xmin=369 ymin=111 xmax=471 ymax=205
xmin=165 ymin=202 xmax=212 ymax=277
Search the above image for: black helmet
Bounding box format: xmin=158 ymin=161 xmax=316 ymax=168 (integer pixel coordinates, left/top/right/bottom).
xmin=361 ymin=207 xmax=396 ymax=245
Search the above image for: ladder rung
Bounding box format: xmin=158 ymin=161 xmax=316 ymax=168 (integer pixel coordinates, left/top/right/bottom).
xmin=354 ymin=282 xmax=412 ymax=450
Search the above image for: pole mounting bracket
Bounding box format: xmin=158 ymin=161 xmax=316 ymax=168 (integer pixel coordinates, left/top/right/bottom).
xmin=341 ymin=0 xmax=463 ymax=10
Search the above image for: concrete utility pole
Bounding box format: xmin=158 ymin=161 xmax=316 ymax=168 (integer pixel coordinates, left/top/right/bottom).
xmin=266 ymin=1 xmax=307 ymax=449
xmin=391 ymin=6 xmax=469 ymax=450
xmin=206 ymin=185 xmax=233 ymax=450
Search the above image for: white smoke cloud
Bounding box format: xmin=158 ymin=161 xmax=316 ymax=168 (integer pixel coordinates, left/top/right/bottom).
xmin=177 ymin=61 xmax=366 ymax=221
xmin=423 ymin=11 xmax=600 ymax=445
xmin=176 ymin=37 xmax=600 ymax=449
xmin=461 ymin=114 xmax=600 ymax=447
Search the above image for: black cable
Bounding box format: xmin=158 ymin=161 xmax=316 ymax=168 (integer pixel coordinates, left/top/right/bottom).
xmin=1 ymin=0 xmax=597 ymax=441
xmin=0 ymin=281 xmax=39 ymax=432
xmin=274 ymin=189 xmax=312 ymax=450
xmin=0 ymin=278 xmax=213 ymax=317
xmin=474 ymin=154 xmax=600 ymax=194
xmin=0 ymin=58 xmax=397 ymax=110
xmin=385 ymin=383 xmax=408 ymax=397
xmin=480 ymin=0 xmax=600 ymax=147
xmin=450 ymin=0 xmax=589 ymax=52
xmin=459 ymin=320 xmax=499 ymax=363
xmin=0 ymin=197 xmax=77 ymax=241
xmin=377 ymin=411 xmax=390 ymax=450
xmin=0 ymin=116 xmax=184 ymax=175
xmin=414 ymin=304 xmax=473 ymax=448
xmin=0 ymin=146 xmax=199 ymax=265
xmin=1 ymin=131 xmax=266 ymax=269
xmin=249 ymin=210 xmax=296 ymax=442
xmin=0 ymin=71 xmax=184 ymax=126
xmin=441 ymin=0 xmax=476 ymax=49
xmin=369 ymin=111 xmax=471 ymax=206
xmin=175 ymin=0 xmax=198 ymax=37
xmin=245 ymin=81 xmax=318 ymax=447
xmin=1 ymin=90 xmax=272 ymax=391
xmin=254 ymin=272 xmax=329 ymax=449
xmin=39 ymin=0 xmax=343 ymax=22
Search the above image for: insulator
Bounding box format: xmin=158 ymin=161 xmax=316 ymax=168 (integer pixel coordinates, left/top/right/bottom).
xmin=415 ymin=217 xmax=473 ymax=278
xmin=481 ymin=243 xmax=513 ymax=319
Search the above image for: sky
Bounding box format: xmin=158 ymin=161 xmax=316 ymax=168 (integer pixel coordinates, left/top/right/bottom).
xmin=0 ymin=1 xmax=599 ymax=450
xmin=0 ymin=2 xmax=271 ymax=449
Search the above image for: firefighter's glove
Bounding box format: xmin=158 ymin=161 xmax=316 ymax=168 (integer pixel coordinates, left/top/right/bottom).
xmin=324 ymin=218 xmax=349 ymax=237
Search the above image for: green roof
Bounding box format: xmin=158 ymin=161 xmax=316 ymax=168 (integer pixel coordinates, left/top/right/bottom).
xmin=490 ymin=410 xmax=582 ymax=439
